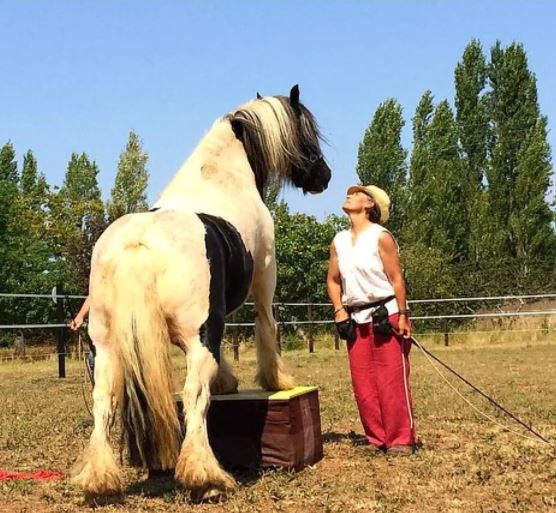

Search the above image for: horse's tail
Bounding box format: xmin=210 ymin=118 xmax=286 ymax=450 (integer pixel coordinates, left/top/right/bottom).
xmin=108 ymin=243 xmax=180 ymax=470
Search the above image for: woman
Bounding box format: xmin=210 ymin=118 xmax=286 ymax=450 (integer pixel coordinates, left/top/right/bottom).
xmin=327 ymin=184 xmax=416 ymax=455
xmin=69 ymin=296 xmax=96 ymax=382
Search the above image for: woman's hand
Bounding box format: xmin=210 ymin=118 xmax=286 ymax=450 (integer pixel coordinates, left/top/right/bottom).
xmin=334 ymin=307 xmax=350 ymax=323
xmin=69 ymin=315 xmax=84 ymax=331
xmin=398 ymin=314 xmax=412 ymax=339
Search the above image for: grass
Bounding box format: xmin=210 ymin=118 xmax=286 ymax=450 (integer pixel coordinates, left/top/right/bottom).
xmin=1 ymin=337 xmax=555 ymax=513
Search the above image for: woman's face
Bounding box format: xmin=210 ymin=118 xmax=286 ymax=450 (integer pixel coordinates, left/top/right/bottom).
xmin=342 ymin=191 xmax=374 ymax=214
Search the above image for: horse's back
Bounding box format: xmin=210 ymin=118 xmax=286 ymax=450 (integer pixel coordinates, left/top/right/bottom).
xmin=91 ymin=208 xmax=254 ymax=320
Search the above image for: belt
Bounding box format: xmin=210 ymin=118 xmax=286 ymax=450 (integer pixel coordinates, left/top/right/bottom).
xmin=346 ymin=295 xmax=395 ymax=314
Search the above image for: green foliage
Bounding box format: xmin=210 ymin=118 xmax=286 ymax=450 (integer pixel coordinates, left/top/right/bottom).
xmin=510 ymin=117 xmax=555 ymax=261
xmin=356 ymin=98 xmax=408 ymax=234
xmin=273 ymin=201 xmax=347 ymax=302
xmin=0 ymin=142 xmax=20 ymax=292
xmin=485 ymin=41 xmax=546 ymax=259
xmin=107 ymin=131 xmax=149 ymax=222
xmin=406 ymin=96 xmax=469 ymax=261
xmin=0 ymin=147 xmax=55 ymax=327
xmin=406 ymin=90 xmax=434 ymax=246
xmin=455 ymin=40 xmax=489 ymax=263
xmin=49 ymin=153 xmax=106 ymax=293
xmin=400 ymin=242 xmax=457 ymax=316
xmin=455 ymin=39 xmax=489 ymax=185
xmin=281 ymin=332 xmax=305 ymax=351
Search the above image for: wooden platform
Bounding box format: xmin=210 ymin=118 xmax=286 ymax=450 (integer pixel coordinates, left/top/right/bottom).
xmin=177 ymin=386 xmax=323 ymax=471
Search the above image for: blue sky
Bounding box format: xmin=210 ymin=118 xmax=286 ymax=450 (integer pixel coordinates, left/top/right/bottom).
xmin=1 ymin=1 xmax=555 ymax=219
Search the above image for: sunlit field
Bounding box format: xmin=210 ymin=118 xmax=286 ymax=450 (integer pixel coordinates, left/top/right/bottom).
xmin=1 ymin=337 xmax=555 ymax=513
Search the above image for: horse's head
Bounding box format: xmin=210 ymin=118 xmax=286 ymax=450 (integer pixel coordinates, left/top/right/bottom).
xmin=228 ymin=85 xmax=331 ymax=196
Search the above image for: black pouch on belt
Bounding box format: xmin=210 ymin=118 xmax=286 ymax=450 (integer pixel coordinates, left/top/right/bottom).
xmin=335 ymin=318 xmax=356 ymax=343
xmin=372 ymin=304 xmax=393 ymax=335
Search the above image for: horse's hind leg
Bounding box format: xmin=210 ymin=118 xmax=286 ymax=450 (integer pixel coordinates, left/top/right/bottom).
xmin=174 ymin=333 xmax=236 ymax=501
xmin=252 ymin=256 xmax=294 ymax=391
xmin=72 ymin=308 xmax=123 ymax=495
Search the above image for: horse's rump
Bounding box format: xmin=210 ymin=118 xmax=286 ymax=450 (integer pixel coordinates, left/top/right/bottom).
xmin=89 ymin=210 xmax=211 ymax=469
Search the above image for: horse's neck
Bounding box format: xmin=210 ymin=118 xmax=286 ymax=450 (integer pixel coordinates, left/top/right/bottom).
xmin=157 ymin=120 xmax=252 ymax=206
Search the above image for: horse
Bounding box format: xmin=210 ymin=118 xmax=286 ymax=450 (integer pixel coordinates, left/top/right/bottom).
xmin=71 ymin=85 xmax=331 ymax=501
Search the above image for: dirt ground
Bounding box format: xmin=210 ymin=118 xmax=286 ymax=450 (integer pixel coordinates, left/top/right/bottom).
xmin=1 ymin=338 xmax=555 ymax=513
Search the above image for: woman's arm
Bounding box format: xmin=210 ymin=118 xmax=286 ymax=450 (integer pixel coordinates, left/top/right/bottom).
xmin=69 ymin=296 xmax=91 ymax=331
xmin=378 ymin=232 xmax=412 ymax=338
xmin=327 ymin=242 xmax=349 ymax=322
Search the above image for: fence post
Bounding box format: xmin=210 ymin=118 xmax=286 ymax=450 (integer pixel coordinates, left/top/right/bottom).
xmin=443 ymin=319 xmax=449 ymax=347
xmin=232 ymin=312 xmax=239 ymax=362
xmin=308 ymin=303 xmax=314 ymax=353
xmin=14 ymin=330 xmax=25 ymax=359
xmin=275 ymin=304 xmax=281 ymax=355
xmin=56 ymin=284 xmax=67 ymax=378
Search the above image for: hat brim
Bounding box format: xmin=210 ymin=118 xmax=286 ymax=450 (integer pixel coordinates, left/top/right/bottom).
xmin=347 ymin=185 xmax=373 ymax=197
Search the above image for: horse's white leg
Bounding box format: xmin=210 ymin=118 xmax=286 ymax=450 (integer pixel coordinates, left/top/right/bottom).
xmin=174 ymin=336 xmax=236 ymax=501
xmin=72 ymin=312 xmax=122 ymax=495
xmin=252 ymin=255 xmax=294 ymax=391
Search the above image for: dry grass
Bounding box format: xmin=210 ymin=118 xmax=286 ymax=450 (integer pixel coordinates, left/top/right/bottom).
xmin=1 ymin=337 xmax=555 ymax=513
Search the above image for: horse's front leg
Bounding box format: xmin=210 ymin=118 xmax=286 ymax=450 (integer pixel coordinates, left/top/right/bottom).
xmin=252 ymin=253 xmax=294 ymax=391
xmin=174 ymin=334 xmax=236 ymax=501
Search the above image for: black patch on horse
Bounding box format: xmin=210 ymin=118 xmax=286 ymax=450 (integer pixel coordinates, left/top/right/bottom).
xmin=197 ymin=213 xmax=254 ymax=363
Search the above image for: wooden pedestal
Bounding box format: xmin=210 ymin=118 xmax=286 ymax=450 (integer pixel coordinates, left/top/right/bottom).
xmin=178 ymin=385 xmax=323 ymax=471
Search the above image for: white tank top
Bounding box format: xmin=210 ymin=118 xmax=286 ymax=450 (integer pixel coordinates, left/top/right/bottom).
xmin=333 ymin=224 xmax=398 ymax=324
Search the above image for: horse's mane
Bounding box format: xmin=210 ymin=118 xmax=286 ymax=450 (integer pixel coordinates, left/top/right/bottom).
xmin=226 ymin=96 xmax=322 ymax=195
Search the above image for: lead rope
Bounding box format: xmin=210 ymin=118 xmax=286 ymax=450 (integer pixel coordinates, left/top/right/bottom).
xmin=394 ymin=329 xmax=553 ymax=446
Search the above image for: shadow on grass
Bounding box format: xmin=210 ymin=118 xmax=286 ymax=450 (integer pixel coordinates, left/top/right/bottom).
xmin=124 ymin=465 xmax=267 ymax=499
xmin=322 ymin=430 xmax=363 ymax=445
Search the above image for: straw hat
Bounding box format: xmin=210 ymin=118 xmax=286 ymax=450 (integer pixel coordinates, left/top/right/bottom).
xmin=346 ymin=184 xmax=391 ymax=223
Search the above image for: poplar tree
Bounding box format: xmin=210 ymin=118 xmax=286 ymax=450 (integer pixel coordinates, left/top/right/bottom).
xmin=108 ymin=131 xmax=149 ymax=222
xmin=356 ymin=98 xmax=408 ymax=235
xmin=486 ymin=41 xmax=547 ymax=260
xmin=455 ymin=40 xmax=489 ymax=263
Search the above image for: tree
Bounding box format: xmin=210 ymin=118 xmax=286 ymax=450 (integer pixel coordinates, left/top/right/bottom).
xmin=404 ymin=96 xmax=468 ymax=299
xmin=49 ymin=153 xmax=105 ymax=292
xmin=273 ymin=201 xmax=347 ymax=303
xmin=356 ymin=98 xmax=408 ymax=235
xmin=107 ymin=131 xmax=149 ymax=222
xmin=10 ymin=151 xmax=54 ymax=325
xmin=405 ymin=91 xmax=434 ymax=246
xmin=427 ymin=100 xmax=469 ymax=261
xmin=510 ymin=117 xmax=555 ymax=264
xmin=455 ymin=40 xmax=489 ymax=186
xmin=455 ymin=40 xmax=490 ymax=263
xmin=0 ymin=142 xmax=20 ymax=293
xmin=486 ymin=41 xmax=542 ymax=259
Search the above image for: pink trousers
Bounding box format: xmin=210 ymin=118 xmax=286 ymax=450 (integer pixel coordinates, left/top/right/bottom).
xmin=347 ymin=314 xmax=416 ymax=448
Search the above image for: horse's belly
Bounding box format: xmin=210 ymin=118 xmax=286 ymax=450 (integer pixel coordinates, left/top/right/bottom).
xmin=197 ymin=213 xmax=254 ymax=314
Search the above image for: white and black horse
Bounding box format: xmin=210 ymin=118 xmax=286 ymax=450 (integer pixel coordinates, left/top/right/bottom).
xmin=72 ymin=86 xmax=331 ymax=501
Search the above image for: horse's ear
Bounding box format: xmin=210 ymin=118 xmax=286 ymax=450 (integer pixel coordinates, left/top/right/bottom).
xmin=256 ymin=92 xmax=263 ymax=100
xmin=289 ymin=84 xmax=300 ymax=109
